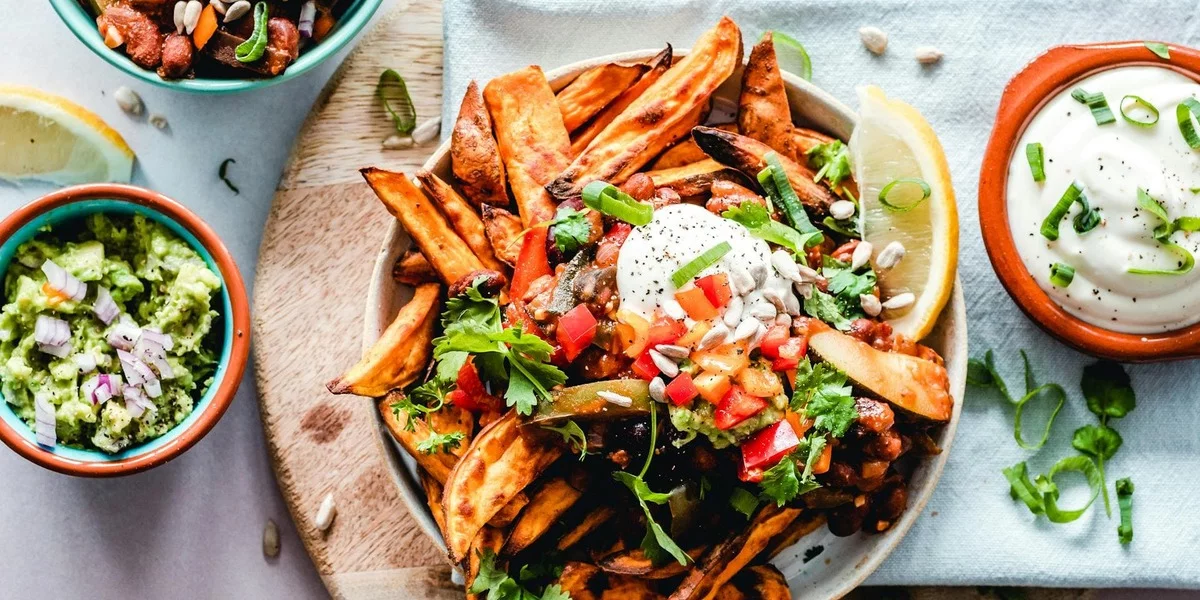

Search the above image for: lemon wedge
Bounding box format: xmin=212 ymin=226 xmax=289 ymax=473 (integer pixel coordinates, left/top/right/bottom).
xmin=0 ymin=85 xmax=134 ymax=185
xmin=850 ymin=85 xmax=958 ymax=340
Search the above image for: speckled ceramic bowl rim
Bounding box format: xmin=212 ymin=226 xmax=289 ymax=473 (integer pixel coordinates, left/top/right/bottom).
xmin=362 ymin=49 xmax=968 ymax=598
xmin=0 ymin=184 xmax=250 ymax=477
xmin=979 ymin=41 xmax=1200 ymax=361
xmin=48 ymin=0 xmax=382 ymax=94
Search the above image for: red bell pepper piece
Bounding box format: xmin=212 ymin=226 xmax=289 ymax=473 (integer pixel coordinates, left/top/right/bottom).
xmin=510 ymin=227 xmax=551 ymax=300
xmin=665 ymin=372 xmax=699 ymax=406
xmin=738 ymin=460 xmax=764 ymax=483
xmin=772 ymin=336 xmax=809 ymax=371
xmin=646 ymin=314 xmax=687 ymax=349
xmin=714 ymin=386 xmax=767 ymax=430
xmin=695 ymin=273 xmax=733 ymax=309
xmin=740 ymin=420 xmax=801 ymax=471
xmin=631 ymin=351 xmax=660 ymax=380
xmin=758 ymin=324 xmax=791 ymax=359
xmin=556 ymin=305 xmax=598 ymax=361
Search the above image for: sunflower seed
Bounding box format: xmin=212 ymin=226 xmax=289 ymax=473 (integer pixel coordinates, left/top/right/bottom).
xmin=649 ymin=377 xmax=667 ymax=403
xmin=747 ymin=301 xmax=777 ymax=321
xmin=262 ymin=520 xmax=280 ymax=558
xmin=750 ymin=262 xmax=769 ymax=288
xmin=698 ymin=323 xmax=729 ymax=350
xmin=730 ymin=318 xmax=760 ymax=343
xmin=860 ymin=293 xmax=882 ymax=317
xmin=661 ymin=298 xmax=687 ymax=321
xmin=882 ymin=292 xmax=916 ymax=310
xmin=795 ymin=263 xmax=819 ymax=283
xmin=315 ymin=492 xmax=337 ymax=532
xmin=722 ymin=296 xmax=744 ymax=327
xmin=412 ymin=117 xmax=442 ymax=146
xmin=382 ymin=134 xmax=414 ymax=150
xmin=829 ymin=200 xmax=856 ymax=221
xmin=761 ymin=287 xmax=786 ymax=311
xmin=876 ymin=241 xmax=906 ymax=270
xmin=783 ymin=291 xmax=801 ymax=316
xmin=648 ymin=349 xmax=679 ymax=378
xmin=747 ymin=322 xmax=768 ymax=351
xmin=770 ymin=250 xmax=802 ymax=282
xmin=859 ymin=26 xmax=888 ymax=55
xmin=210 ymin=0 xmax=228 ymax=15
xmin=184 ymin=0 xmax=203 ymax=34
xmin=113 ymin=86 xmax=143 ymax=116
xmin=654 ymin=344 xmax=690 ymax=360
xmin=173 ymin=1 xmax=187 ymax=34
xmin=915 ymin=46 xmax=944 ymax=65
xmin=224 ymin=0 xmax=251 ymax=22
xmin=851 ymin=241 xmax=874 ymax=271
xmin=598 ymin=391 xmax=633 ymax=407
xmin=794 ymin=282 xmax=814 ymax=299
xmin=774 ymin=314 xmax=792 ymax=329
xmin=730 ymin=266 xmax=755 ymax=296
xmin=149 ymin=114 xmax=169 ymax=130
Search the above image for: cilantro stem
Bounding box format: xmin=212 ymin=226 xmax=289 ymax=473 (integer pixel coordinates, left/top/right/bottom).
xmin=1096 ymin=454 xmax=1111 ymax=517
xmin=638 ymin=405 xmax=657 ymax=479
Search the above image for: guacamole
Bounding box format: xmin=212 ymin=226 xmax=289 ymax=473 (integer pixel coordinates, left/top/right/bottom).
xmin=0 ymin=213 xmax=223 ymax=453
xmin=669 ymin=393 xmax=786 ymax=449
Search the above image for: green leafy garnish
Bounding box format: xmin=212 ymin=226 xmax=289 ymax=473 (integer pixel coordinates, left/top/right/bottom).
xmin=729 ymin=487 xmax=760 ymax=519
xmin=821 ymin=256 xmax=877 ymax=319
xmin=759 ymin=435 xmax=825 ymax=506
xmin=723 ymin=201 xmax=822 ymax=256
xmin=671 ymin=242 xmax=732 ymax=288
xmin=1116 ymin=478 xmax=1134 ymax=544
xmin=582 ymin=181 xmax=653 ymax=226
xmin=378 ymin=69 xmax=417 ymax=135
xmin=1072 ymin=425 xmax=1122 ymax=516
xmin=549 ymin=207 xmax=592 ymax=255
xmin=612 ymin=407 xmax=689 ymax=566
xmin=791 ymin=358 xmax=858 ymax=437
xmin=967 ymin=350 xmax=1065 ymax=450
xmin=760 ymin=152 xmax=822 ymax=237
xmin=542 ymin=420 xmax=589 ymax=460
xmin=806 ymin=140 xmax=852 ymax=189
xmin=469 ymin=549 xmax=571 ymax=600
xmin=1080 ymin=360 xmax=1136 ymax=424
xmin=1003 ymin=457 xmax=1103 ymax=523
xmin=218 ymin=158 xmax=239 ymax=195
xmin=234 ymin=2 xmax=269 ymax=63
xmin=1145 ymin=41 xmax=1171 ymax=60
xmin=821 ymin=216 xmax=859 ymax=237
xmin=802 ymin=289 xmax=854 ymax=331
xmin=416 ymin=430 xmax=465 ymax=455
xmin=1128 ymin=188 xmax=1197 ymax=275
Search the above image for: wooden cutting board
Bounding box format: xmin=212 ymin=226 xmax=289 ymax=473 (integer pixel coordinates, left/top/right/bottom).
xmin=252 ymin=3 xmax=1092 ymax=599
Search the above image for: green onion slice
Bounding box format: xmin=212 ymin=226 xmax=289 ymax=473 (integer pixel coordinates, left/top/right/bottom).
xmin=1002 ymin=462 xmax=1045 ymax=515
xmin=1040 ymin=181 xmax=1084 ymax=240
xmin=728 ymin=487 xmax=760 ymax=519
xmin=1013 ymin=382 xmax=1066 ymax=450
xmin=877 ymin=177 xmax=931 ymax=213
xmin=1116 ymin=477 xmax=1134 ymax=544
xmin=1137 ymin=187 xmax=1171 ymax=227
xmin=235 ymin=2 xmax=270 ymax=63
xmin=1145 ymin=41 xmax=1170 ymax=60
xmin=1177 ymin=98 xmax=1200 ymax=149
xmin=1071 ymin=87 xmax=1116 ymax=126
xmin=1039 ymin=456 xmax=1103 ymax=524
xmin=762 ymin=153 xmax=821 ymax=235
xmin=1072 ymin=193 xmax=1101 ymax=234
xmin=1025 ymin=142 xmax=1045 ymax=182
xmin=1049 ymin=263 xmax=1075 ymax=287
xmin=581 ymin=181 xmax=654 ymax=226
xmin=377 ymin=69 xmax=417 ymax=135
xmin=1128 ymin=242 xmax=1195 ymax=275
xmin=1129 ymin=188 xmax=1198 ymax=275
xmin=771 ymin=32 xmax=812 ymax=81
xmin=671 ymin=242 xmax=732 ymax=288
xmin=1120 ymin=95 xmax=1159 ymax=127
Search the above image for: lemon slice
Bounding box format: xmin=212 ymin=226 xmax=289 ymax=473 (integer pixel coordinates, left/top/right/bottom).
xmin=850 ymin=85 xmax=958 ymax=340
xmin=0 ymin=85 xmax=134 ymax=185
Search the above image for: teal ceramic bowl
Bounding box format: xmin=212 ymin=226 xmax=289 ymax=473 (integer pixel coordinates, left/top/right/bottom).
xmin=0 ymin=184 xmax=250 ymax=476
xmin=49 ymin=0 xmax=382 ymax=94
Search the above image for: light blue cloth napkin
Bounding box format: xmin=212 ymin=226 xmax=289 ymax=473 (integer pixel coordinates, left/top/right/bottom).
xmin=443 ymin=0 xmax=1200 ymax=589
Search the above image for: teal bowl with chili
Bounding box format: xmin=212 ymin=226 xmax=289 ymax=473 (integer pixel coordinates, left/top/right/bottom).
xmin=48 ymin=0 xmax=382 ymax=94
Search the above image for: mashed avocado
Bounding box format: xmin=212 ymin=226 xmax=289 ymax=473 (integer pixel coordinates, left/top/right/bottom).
xmin=0 ymin=213 xmax=222 ymax=453
xmin=668 ymin=393 xmax=786 ymax=449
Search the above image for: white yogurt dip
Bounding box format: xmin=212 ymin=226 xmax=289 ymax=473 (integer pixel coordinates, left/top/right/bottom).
xmin=1007 ymin=65 xmax=1200 ymax=333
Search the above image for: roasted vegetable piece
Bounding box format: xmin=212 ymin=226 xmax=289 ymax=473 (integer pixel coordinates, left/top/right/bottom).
xmin=598 ymin=546 xmax=709 ymax=579
xmin=489 ymin=492 xmax=530 ymax=528
xmin=416 ymin=169 xmax=506 ymax=272
xmin=692 ymin=126 xmax=837 ymax=215
xmin=452 ymin=80 xmax=510 ymax=207
xmin=392 ymin=248 xmax=437 ymax=285
xmin=377 ymin=395 xmax=459 ymax=484
xmin=761 ymin=512 xmax=828 ymax=559
xmin=645 ymin=159 xmax=752 ymax=200
xmin=669 ymin=504 xmax=803 ymax=600
xmin=738 ymin=33 xmax=802 ymax=162
xmin=502 ymin=476 xmax=586 ymax=555
xmin=327 ymin=283 xmax=440 ymax=396
xmin=557 ymin=62 xmax=647 ymax=132
xmin=652 ymin=123 xmax=738 ymax=170
xmin=548 ymin=17 xmax=742 ymax=199
xmin=465 ymin=526 xmax=505 ymax=600
xmin=419 ymin=470 xmax=448 ymax=537
xmin=718 ymin=565 xmax=791 ymax=600
xmin=806 ymin=320 xmax=953 ymax=422
xmin=480 ymin=204 xmax=525 ymax=267
xmin=526 ymin=380 xmax=652 ymax=427
xmin=557 ymin=562 xmax=666 ymax=600
xmin=361 ymin=168 xmax=485 ymax=285
xmin=557 ymin=505 xmax=615 ymax=550
xmin=442 ymin=411 xmax=563 ymax=562
xmin=571 ymin=46 xmax=673 ymax=156
xmin=484 ymin=66 xmax=573 ymax=226
xmin=791 ymin=127 xmax=836 ymax=154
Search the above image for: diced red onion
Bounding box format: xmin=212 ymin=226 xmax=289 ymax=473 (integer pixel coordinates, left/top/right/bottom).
xmin=74 ymin=352 xmax=97 ymax=373
xmin=298 ymin=1 xmax=316 ymax=37
xmin=140 ymin=328 xmax=173 ymax=352
xmin=144 ymin=379 xmax=162 ymax=399
xmin=117 ymin=349 xmax=156 ymax=386
xmin=124 ymin=386 xmax=149 ymax=418
xmin=93 ymin=286 xmax=119 ymax=325
xmin=34 ymin=391 xmax=56 ymax=448
xmin=99 ymin=373 xmax=122 ymax=396
xmin=107 ymin=321 xmax=141 ymax=351
xmin=82 ymin=374 xmax=121 ymax=405
xmin=41 ymin=260 xmax=87 ymax=302
xmin=34 ymin=315 xmax=70 ymax=347
xmin=135 ymin=335 xmax=174 ymax=380
xmin=82 ymin=376 xmax=99 ymax=404
xmin=38 ymin=342 xmax=72 ymax=358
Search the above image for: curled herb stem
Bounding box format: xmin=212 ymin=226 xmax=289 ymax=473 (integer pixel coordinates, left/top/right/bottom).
xmin=218 ymin=158 xmax=239 ymax=195
xmin=378 ymin=69 xmax=417 ymax=135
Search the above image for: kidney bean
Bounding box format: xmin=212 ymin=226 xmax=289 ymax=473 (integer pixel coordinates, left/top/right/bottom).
xmin=854 ymin=397 xmax=895 ymax=433
xmin=864 ymin=429 xmax=903 ymax=461
xmin=827 ymin=498 xmax=870 ymax=537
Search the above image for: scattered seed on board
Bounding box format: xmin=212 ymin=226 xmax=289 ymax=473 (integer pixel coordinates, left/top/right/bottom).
xmin=859 ymin=26 xmax=888 ymax=55
xmin=876 ymin=241 xmax=906 ymax=270
xmin=654 ymin=344 xmax=690 ymax=360
xmin=411 ymin=117 xmax=442 ymax=146
xmin=860 ymin=293 xmax=882 ymax=317
xmin=173 ymin=2 xmax=187 ymax=34
xmin=224 ymin=0 xmax=252 ymax=23
xmin=851 ymin=241 xmax=874 ymax=271
xmin=882 ymin=292 xmax=916 ymax=310
xmin=113 ymin=86 xmax=143 ymax=116
xmin=149 ymin=114 xmax=169 ymax=130
xmin=649 ymin=377 xmax=666 ymax=403
xmin=381 ymin=134 xmax=414 ymax=150
xmin=698 ymin=323 xmax=729 ymax=350
xmin=598 ymin=391 xmax=633 ymax=407
xmin=262 ymin=519 xmax=280 ymax=558
xmin=722 ymin=296 xmax=744 ymax=328
xmin=915 ymin=46 xmax=944 ymax=65
xmin=315 ymin=492 xmax=337 ymax=532
xmin=829 ymin=200 xmax=856 ymax=221
xmin=648 ymin=349 xmax=679 ymax=378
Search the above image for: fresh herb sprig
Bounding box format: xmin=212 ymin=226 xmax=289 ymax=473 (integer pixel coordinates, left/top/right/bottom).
xmin=416 ymin=430 xmax=465 ymax=455
xmin=806 ymin=140 xmax=852 ymax=190
xmin=722 ymin=201 xmax=822 ymax=257
xmin=541 ymin=420 xmax=589 ymax=461
xmin=1072 ymin=360 xmax=1136 ymax=516
xmin=612 ymin=406 xmax=690 ymax=566
xmin=469 ymin=549 xmax=571 ymax=600
xmin=549 ymin=206 xmax=593 ymax=255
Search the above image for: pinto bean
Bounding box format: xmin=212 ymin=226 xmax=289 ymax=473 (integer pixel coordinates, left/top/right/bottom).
xmin=705 ymin=180 xmax=765 ymax=214
xmin=872 ymin=483 xmax=908 ymax=522
xmin=854 ymin=398 xmax=895 ymax=433
xmin=652 ymin=187 xmax=682 ymax=209
xmin=264 ymin=17 xmax=300 ymax=75
xmin=864 ymin=429 xmax=903 ymax=461
xmin=158 ymin=33 xmax=194 ymax=79
xmin=101 ymin=6 xmax=163 ymax=69
xmin=619 ymin=173 xmax=655 ymax=202
xmin=449 ymin=269 xmax=506 ymax=298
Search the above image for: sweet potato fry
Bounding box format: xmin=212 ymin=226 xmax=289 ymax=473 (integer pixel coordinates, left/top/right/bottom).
xmin=645 ymin=159 xmax=751 ymax=200
xmin=598 ymin=546 xmax=709 ymax=580
xmin=714 ymin=565 xmax=790 ymax=600
xmin=361 ymin=168 xmax=485 ymax=285
xmin=452 ymin=80 xmax=509 ymax=207
xmin=691 ymin=126 xmax=837 ymax=215
xmin=791 ymin=127 xmax=836 ymax=154
xmin=426 ymin=404 xmax=475 ymax=459
xmin=465 ymin=526 xmax=505 ymax=600
xmin=392 ymin=248 xmax=437 ymax=286
xmin=442 ymin=410 xmax=563 ymax=563
xmin=502 ymin=476 xmax=585 ymax=555
xmin=738 ymin=32 xmax=801 ymax=162
xmin=651 ymin=122 xmax=737 ymax=170
xmin=377 ymin=395 xmax=459 ymax=484
xmin=571 ymin=46 xmax=673 ymax=157
xmin=480 ymin=204 xmax=524 ymax=266
xmin=556 ymin=505 xmax=615 ymax=551
xmin=484 ymin=66 xmax=572 ymax=226
xmin=557 ymin=562 xmax=665 ymax=600
xmin=557 ymin=62 xmax=647 ymax=132
xmin=548 ymin=17 xmax=742 ymax=199
xmin=416 ymin=169 xmax=506 ymax=272
xmin=327 ymin=283 xmax=440 ymax=396
xmin=419 ymin=470 xmax=448 ymax=537
xmin=761 ymin=512 xmax=827 ymax=560
xmin=489 ymin=492 xmax=529 ymax=528
xmin=669 ymin=504 xmax=803 ymax=600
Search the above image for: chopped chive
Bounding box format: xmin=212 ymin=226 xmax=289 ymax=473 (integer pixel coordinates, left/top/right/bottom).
xmin=1026 ymin=142 xmax=1045 ymax=182
xmin=878 ymin=177 xmax=931 ymax=212
xmin=1049 ymin=263 xmax=1075 ymax=287
xmin=762 ymin=153 xmax=820 ymax=235
xmin=1120 ymin=95 xmax=1159 ymax=127
xmin=1073 ymin=192 xmax=1101 ymax=234
xmin=1177 ymin=98 xmax=1200 ymax=149
xmin=1116 ymin=478 xmax=1134 ymax=544
xmin=672 ymin=242 xmax=732 ymax=288
xmin=581 ymin=181 xmax=654 ymax=226
xmin=1040 ymin=181 xmax=1084 ymax=241
xmin=1145 ymin=42 xmax=1170 ymax=60
xmin=1071 ymin=87 xmax=1116 ymax=126
xmin=378 ymin=69 xmax=417 ymax=135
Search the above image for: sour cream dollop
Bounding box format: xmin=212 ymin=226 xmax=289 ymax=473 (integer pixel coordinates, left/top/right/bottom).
xmin=616 ymin=203 xmax=790 ymax=319
xmin=1007 ymin=65 xmax=1200 ymax=333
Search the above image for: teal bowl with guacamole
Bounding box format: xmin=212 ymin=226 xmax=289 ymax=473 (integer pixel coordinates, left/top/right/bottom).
xmin=0 ymin=184 xmax=250 ymax=477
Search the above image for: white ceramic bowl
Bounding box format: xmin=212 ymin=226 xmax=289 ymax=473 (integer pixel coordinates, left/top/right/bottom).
xmin=364 ymin=49 xmax=967 ymax=598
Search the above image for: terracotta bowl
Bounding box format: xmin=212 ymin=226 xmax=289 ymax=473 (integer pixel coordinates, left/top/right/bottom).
xmin=364 ymin=51 xmax=967 ymax=598
xmin=980 ymin=41 xmax=1200 ymax=361
xmin=0 ymin=184 xmax=250 ymax=476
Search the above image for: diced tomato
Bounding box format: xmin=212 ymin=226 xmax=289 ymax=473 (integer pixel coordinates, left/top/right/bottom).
xmin=449 ymin=361 xmax=500 ymax=412
xmin=714 ymin=386 xmax=768 ymax=430
xmin=741 ymin=420 xmax=801 ymax=472
xmin=665 ymin=372 xmax=699 ymax=406
xmin=758 ymin=325 xmax=791 ymax=359
xmin=631 ymin=351 xmax=660 ymax=380
xmin=646 ymin=314 xmax=687 ymax=349
xmin=738 ymin=460 xmax=764 ymax=483
xmin=556 ymin=305 xmax=598 ymax=361
xmin=694 ymin=372 xmax=731 ymax=405
xmin=772 ymin=336 xmax=809 ymax=371
xmin=674 ymin=285 xmax=719 ymax=320
xmin=510 ymin=228 xmax=551 ymax=299
xmin=695 ymin=273 xmax=733 ymax=309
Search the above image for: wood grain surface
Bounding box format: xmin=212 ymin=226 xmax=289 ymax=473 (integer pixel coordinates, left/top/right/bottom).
xmin=253 ymin=3 xmax=1092 ymax=599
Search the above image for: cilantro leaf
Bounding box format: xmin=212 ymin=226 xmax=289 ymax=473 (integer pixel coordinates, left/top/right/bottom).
xmin=541 ymin=420 xmax=589 ymax=460
xmin=791 ymin=358 xmax=858 ymax=438
xmin=758 ymin=435 xmax=824 ymax=506
xmin=613 ymin=471 xmax=689 ymax=566
xmin=1072 ymin=424 xmax=1123 ymax=516
xmin=1081 ymin=360 xmax=1135 ymax=423
xmin=722 ymin=201 xmax=822 ymax=256
xmin=468 ymin=550 xmax=512 ymax=595
xmin=541 ymin=585 xmax=571 ymax=600
xmin=821 ymin=256 xmax=877 ymax=319
xmin=1116 ymin=477 xmax=1134 ymax=544
xmin=416 ymin=430 xmax=464 ymax=455
xmin=806 ymin=140 xmax=853 ymax=189
xmin=802 ymin=288 xmax=854 ymax=331
xmin=550 ymin=207 xmax=592 ymax=255
xmin=729 ymin=487 xmax=760 ymax=518
xmin=470 ymin=549 xmax=569 ymax=600
xmin=966 ymin=350 xmax=1005 ymax=394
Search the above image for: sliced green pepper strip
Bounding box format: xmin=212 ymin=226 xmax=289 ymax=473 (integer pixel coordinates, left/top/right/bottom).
xmin=527 ymin=380 xmax=651 ymax=426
